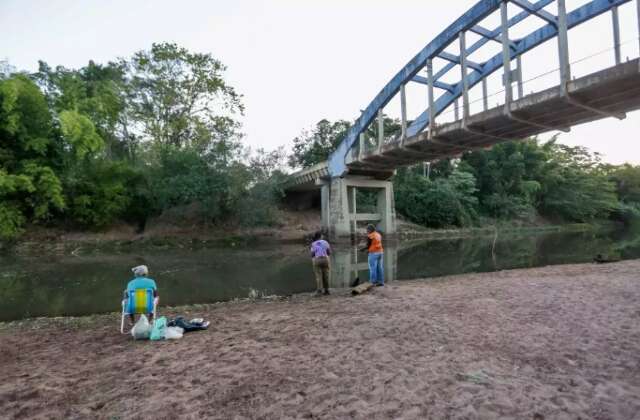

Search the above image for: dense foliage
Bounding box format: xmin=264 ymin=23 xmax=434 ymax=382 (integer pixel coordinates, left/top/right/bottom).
xmin=0 ymin=44 xmax=286 ymax=240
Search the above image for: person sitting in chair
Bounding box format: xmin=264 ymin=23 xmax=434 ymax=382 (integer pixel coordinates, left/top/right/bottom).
xmin=124 ymin=265 xmax=158 ymax=324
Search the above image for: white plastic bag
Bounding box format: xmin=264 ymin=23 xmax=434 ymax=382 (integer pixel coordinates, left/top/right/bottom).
xmin=131 ymin=314 xmax=152 ymax=340
xmin=165 ymin=326 xmax=184 ymax=340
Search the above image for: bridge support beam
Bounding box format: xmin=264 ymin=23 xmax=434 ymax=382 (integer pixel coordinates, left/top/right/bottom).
xmin=324 ymin=176 xmax=396 ymax=238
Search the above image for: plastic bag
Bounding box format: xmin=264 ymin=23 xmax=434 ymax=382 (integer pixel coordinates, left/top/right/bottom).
xmin=165 ymin=326 xmax=184 ymax=340
xmin=150 ymin=316 xmax=168 ymax=341
xmin=131 ymin=315 xmax=151 ymax=340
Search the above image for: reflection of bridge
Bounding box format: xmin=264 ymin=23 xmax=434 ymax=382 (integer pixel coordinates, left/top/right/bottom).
xmin=287 ymin=0 xmax=640 ymax=237
xmin=330 ymin=246 xmax=398 ymax=288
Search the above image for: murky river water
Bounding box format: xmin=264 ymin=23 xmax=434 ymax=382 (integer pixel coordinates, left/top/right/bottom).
xmin=1 ymin=226 xmax=640 ymax=321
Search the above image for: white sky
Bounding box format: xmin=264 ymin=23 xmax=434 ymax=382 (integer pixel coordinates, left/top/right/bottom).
xmin=1 ymin=0 xmax=639 ymax=164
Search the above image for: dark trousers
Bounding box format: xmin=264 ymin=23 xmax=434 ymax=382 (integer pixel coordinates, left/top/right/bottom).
xmin=312 ymin=256 xmax=331 ymax=291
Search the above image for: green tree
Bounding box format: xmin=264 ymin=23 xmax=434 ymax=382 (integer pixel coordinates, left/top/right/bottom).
xmin=459 ymin=139 xmax=546 ymax=220
xmin=540 ymin=144 xmax=618 ymax=222
xmin=609 ymin=164 xmax=640 ymax=204
xmin=35 ymin=61 xmax=131 ymax=158
xmin=395 ymin=170 xmax=478 ymax=228
xmin=123 ymin=42 xmax=243 ymax=153
xmin=289 ymin=119 xmax=351 ymax=169
xmin=64 ymin=158 xmax=142 ymax=229
xmin=236 ymin=147 xmax=288 ymax=227
xmin=59 ymin=110 xmax=104 ymax=159
xmin=0 ymin=75 xmax=64 ymax=238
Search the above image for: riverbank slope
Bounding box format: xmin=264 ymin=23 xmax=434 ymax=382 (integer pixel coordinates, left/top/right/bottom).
xmin=1 ymin=261 xmax=639 ymax=419
xmin=5 ymin=207 xmax=599 ymax=256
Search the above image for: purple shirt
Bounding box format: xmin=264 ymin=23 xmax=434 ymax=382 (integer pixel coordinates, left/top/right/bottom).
xmin=310 ymin=239 xmax=331 ymax=258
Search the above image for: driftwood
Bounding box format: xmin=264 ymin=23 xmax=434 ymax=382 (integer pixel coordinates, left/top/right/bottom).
xmin=593 ymin=254 xmax=621 ymax=264
xmin=352 ymin=282 xmax=374 ymax=296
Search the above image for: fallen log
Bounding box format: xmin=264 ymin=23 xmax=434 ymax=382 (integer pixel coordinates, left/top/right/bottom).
xmin=593 ymin=254 xmax=621 ymax=264
xmin=352 ymin=282 xmax=374 ymax=296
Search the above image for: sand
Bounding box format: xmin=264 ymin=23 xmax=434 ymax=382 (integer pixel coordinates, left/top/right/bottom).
xmin=1 ymin=260 xmax=639 ymax=419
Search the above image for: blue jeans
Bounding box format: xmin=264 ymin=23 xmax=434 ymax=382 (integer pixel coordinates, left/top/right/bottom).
xmin=368 ymin=252 xmax=384 ymax=285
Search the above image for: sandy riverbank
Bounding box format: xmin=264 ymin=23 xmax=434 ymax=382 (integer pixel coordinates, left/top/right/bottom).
xmin=1 ymin=261 xmax=639 ymax=419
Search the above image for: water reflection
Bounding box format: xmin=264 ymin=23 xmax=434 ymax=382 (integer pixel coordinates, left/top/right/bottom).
xmin=1 ymin=226 xmax=639 ymax=321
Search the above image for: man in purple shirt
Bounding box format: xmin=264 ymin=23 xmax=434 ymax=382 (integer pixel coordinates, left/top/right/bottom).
xmin=310 ymin=231 xmax=332 ymax=296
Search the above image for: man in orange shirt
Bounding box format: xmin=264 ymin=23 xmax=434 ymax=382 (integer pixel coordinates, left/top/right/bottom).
xmin=362 ymin=224 xmax=384 ymax=286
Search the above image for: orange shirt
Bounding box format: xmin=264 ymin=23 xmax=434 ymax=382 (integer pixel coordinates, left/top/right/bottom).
xmin=367 ymin=231 xmax=383 ymax=253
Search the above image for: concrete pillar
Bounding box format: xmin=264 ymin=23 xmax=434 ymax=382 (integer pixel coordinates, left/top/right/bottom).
xmin=321 ymin=183 xmax=330 ymax=231
xmin=377 ymin=109 xmax=384 ymax=153
xmin=383 ymin=245 xmax=398 ymax=284
xmin=637 ymin=0 xmax=640 ymax=54
xmin=612 ymin=6 xmax=621 ymax=65
xmin=348 ymin=186 xmax=357 ymax=235
xmin=557 ymin=0 xmax=571 ymax=93
xmin=400 ymin=84 xmax=407 ymax=143
xmin=377 ymin=181 xmax=396 ymax=235
xmin=501 ymin=1 xmax=513 ymax=108
xmin=328 ymin=177 xmax=350 ymax=238
xmin=427 ymin=58 xmax=435 ymax=138
xmin=482 ymin=78 xmax=488 ymax=111
xmin=459 ymin=31 xmax=470 ymax=120
xmin=330 ymin=247 xmax=354 ymax=289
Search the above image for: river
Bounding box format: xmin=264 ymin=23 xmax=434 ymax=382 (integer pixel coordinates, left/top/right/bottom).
xmin=1 ymin=225 xmax=639 ymax=321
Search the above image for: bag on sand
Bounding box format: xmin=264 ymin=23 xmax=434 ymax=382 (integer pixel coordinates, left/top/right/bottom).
xmin=131 ymin=314 xmax=152 ymax=340
xmin=165 ymin=326 xmax=184 ymax=340
xmin=150 ymin=316 xmax=168 ymax=341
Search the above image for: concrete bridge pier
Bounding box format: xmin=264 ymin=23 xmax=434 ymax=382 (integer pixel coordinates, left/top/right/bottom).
xmin=320 ymin=176 xmax=396 ymax=238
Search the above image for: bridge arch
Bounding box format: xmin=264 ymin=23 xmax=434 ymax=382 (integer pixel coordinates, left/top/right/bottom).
xmin=327 ymin=0 xmax=638 ymax=177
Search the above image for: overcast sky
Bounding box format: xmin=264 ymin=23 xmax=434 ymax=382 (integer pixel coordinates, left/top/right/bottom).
xmin=1 ymin=0 xmax=639 ymax=164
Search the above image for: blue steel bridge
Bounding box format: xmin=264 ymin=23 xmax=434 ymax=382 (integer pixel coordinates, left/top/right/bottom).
xmin=287 ymin=0 xmax=640 ymax=238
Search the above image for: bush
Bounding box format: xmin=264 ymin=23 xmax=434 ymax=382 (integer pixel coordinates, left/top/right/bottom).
xmin=64 ymin=160 xmax=142 ymax=228
xmin=395 ymin=170 xmax=478 ymax=228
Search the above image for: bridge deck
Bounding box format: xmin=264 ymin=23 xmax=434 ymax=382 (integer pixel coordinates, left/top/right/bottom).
xmin=348 ymin=59 xmax=640 ymax=173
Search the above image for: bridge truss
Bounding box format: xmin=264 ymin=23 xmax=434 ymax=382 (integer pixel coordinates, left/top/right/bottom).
xmin=325 ymin=0 xmax=640 ymax=178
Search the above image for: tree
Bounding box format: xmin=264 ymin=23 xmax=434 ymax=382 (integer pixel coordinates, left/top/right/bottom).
xmin=609 ymin=164 xmax=640 ymax=204
xmin=0 ymin=75 xmax=64 ymax=238
xmin=35 ymin=60 xmax=131 ymax=158
xmin=289 ymin=119 xmax=351 ymax=169
xmin=459 ymin=139 xmax=547 ymax=220
xmin=123 ymin=42 xmax=243 ymax=153
xmin=237 ymin=147 xmax=289 ymax=227
xmin=539 ymin=144 xmax=618 ymax=222
xmin=395 ymin=170 xmax=478 ymax=228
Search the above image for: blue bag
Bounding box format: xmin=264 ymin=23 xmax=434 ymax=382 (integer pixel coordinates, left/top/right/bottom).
xmin=150 ymin=316 xmax=167 ymax=341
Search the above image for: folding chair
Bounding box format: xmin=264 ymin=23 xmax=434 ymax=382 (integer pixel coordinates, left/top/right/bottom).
xmin=121 ymin=288 xmax=159 ymax=334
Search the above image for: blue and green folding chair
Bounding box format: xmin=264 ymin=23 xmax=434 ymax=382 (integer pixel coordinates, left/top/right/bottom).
xmin=121 ymin=288 xmax=158 ymax=333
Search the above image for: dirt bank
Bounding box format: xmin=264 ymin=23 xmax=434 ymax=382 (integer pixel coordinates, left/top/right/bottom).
xmin=5 ymin=208 xmax=595 ymax=256
xmin=1 ymin=261 xmax=639 ymax=419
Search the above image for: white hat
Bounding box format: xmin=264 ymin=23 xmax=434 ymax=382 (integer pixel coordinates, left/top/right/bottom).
xmin=131 ymin=265 xmax=149 ymax=277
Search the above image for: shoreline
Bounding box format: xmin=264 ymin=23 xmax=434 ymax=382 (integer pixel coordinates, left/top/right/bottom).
xmin=1 ymin=260 xmax=639 ymax=418
xmin=0 ymin=253 xmax=618 ymax=328
xmin=2 ymin=220 xmax=605 ymax=256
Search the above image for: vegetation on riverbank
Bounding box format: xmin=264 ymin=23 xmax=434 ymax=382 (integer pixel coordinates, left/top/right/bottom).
xmin=0 ymin=45 xmax=288 ymax=242
xmin=2 ymin=45 xmax=640 ymax=244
